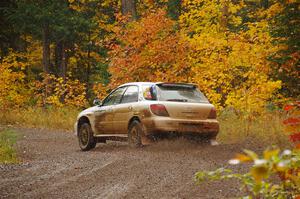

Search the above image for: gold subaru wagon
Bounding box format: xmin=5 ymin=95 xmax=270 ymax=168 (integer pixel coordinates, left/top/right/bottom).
xmin=75 ymin=82 xmax=219 ymax=151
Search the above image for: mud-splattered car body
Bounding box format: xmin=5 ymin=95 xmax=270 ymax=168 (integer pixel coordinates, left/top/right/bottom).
xmin=75 ymin=82 xmax=219 ymax=150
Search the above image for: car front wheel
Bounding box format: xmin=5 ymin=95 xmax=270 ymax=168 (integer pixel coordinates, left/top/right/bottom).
xmin=78 ymin=123 xmax=96 ymax=151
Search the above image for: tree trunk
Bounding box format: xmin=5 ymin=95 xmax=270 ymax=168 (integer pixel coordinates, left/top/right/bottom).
xmin=167 ymin=0 xmax=181 ymax=20
xmin=58 ymin=41 xmax=67 ymax=103
xmin=54 ymin=40 xmax=67 ymax=79
xmin=261 ymin=0 xmax=269 ymax=9
xmin=54 ymin=40 xmax=63 ymax=76
xmin=86 ymin=44 xmax=91 ymax=100
xmin=121 ymin=0 xmax=137 ymax=20
xmin=220 ymin=1 xmax=229 ymax=31
xmin=59 ymin=41 xmax=67 ymax=80
xmin=42 ymin=23 xmax=50 ymax=73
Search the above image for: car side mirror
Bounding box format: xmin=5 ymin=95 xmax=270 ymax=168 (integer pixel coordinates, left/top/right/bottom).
xmin=93 ymin=98 xmax=102 ymax=106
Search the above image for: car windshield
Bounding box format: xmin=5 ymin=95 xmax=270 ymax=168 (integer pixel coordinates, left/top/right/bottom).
xmin=157 ymin=84 xmax=209 ymax=103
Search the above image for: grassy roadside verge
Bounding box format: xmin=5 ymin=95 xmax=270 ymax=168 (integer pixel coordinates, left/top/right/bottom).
xmin=0 ymin=129 xmax=19 ymax=164
xmin=0 ymin=106 xmax=289 ymax=146
xmin=218 ymin=111 xmax=288 ymax=146
xmin=0 ymin=106 xmax=80 ymax=131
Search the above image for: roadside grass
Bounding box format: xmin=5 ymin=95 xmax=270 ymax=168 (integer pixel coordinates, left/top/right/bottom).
xmin=0 ymin=106 xmax=80 ymax=131
xmin=218 ymin=110 xmax=289 ymax=146
xmin=0 ymin=106 xmax=289 ymax=146
xmin=0 ymin=129 xmax=19 ymax=164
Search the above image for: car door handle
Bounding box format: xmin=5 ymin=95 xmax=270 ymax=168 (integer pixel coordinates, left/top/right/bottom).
xmin=128 ymin=106 xmax=133 ymax=110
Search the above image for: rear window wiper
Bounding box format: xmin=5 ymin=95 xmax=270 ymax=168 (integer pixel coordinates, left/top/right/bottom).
xmin=166 ymin=99 xmax=188 ymax=102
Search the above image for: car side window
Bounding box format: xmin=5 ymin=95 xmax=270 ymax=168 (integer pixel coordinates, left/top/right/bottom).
xmin=102 ymin=87 xmax=126 ymax=106
xmin=121 ymin=86 xmax=139 ymax=104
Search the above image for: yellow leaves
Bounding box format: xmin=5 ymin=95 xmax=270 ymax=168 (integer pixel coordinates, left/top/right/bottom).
xmin=259 ymin=3 xmax=283 ymax=18
xmin=263 ymin=149 xmax=280 ymax=160
xmin=34 ymin=74 xmax=87 ymax=108
xmin=251 ymin=165 xmax=269 ymax=182
xmin=92 ymin=83 xmax=109 ymax=100
xmin=179 ymin=0 xmax=283 ymax=112
xmin=0 ymin=51 xmax=30 ymax=109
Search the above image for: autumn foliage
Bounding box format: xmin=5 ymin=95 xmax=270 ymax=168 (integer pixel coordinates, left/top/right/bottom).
xmin=195 ymin=103 xmax=300 ymax=198
xmin=109 ymin=10 xmax=191 ymax=88
xmin=0 ymin=0 xmax=299 ymax=114
xmin=283 ymin=102 xmax=300 ymax=147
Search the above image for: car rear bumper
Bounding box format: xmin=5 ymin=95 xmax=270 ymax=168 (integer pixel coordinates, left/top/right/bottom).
xmin=142 ymin=117 xmax=219 ymax=135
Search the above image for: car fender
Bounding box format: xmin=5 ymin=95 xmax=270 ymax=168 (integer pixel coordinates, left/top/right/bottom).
xmin=75 ymin=106 xmax=99 ymax=136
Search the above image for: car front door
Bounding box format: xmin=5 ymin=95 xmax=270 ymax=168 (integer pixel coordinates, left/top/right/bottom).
xmin=113 ymin=86 xmax=139 ymax=134
xmin=94 ymin=87 xmax=126 ymax=134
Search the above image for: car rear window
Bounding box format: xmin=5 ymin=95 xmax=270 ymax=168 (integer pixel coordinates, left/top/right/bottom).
xmin=157 ymin=84 xmax=209 ymax=103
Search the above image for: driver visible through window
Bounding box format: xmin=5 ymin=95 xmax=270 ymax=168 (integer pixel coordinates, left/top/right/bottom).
xmin=102 ymin=87 xmax=126 ymax=106
xmin=142 ymin=85 xmax=157 ymax=100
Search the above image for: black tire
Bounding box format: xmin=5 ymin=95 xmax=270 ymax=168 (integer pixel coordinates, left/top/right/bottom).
xmin=78 ymin=123 xmax=96 ymax=151
xmin=128 ymin=120 xmax=143 ymax=147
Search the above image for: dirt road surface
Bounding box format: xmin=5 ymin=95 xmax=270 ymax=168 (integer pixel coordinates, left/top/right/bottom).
xmin=0 ymin=128 xmax=257 ymax=199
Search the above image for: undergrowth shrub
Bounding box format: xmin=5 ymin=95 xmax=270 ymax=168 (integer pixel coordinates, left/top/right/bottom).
xmin=0 ymin=106 xmax=80 ymax=131
xmin=218 ymin=109 xmax=287 ymax=146
xmin=195 ymin=103 xmax=300 ymax=198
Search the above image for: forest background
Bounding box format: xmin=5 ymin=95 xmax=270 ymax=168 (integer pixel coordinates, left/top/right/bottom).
xmin=0 ymin=0 xmax=299 ymax=139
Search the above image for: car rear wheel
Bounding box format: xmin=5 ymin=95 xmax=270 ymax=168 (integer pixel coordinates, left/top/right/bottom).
xmin=78 ymin=123 xmax=96 ymax=151
xmin=128 ymin=120 xmax=143 ymax=147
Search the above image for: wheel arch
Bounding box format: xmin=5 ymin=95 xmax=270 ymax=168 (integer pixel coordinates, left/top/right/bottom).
xmin=128 ymin=116 xmax=141 ymax=130
xmin=77 ymin=116 xmax=91 ymax=135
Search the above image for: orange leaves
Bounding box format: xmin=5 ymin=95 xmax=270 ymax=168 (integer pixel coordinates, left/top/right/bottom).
xmin=109 ymin=9 xmax=191 ymax=87
xmin=284 ymin=104 xmax=294 ymax=111
xmin=234 ymin=153 xmax=252 ymax=162
xmin=290 ymin=133 xmax=300 ymax=143
xmin=283 ymin=102 xmax=300 ymax=145
xmin=92 ymin=83 xmax=109 ymax=100
xmin=283 ymin=118 xmax=300 ymax=125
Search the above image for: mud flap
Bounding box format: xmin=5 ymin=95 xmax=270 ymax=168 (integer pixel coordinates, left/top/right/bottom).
xmin=140 ymin=124 xmax=154 ymax=145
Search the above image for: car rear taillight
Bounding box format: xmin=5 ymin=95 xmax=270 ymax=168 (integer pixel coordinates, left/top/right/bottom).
xmin=150 ymin=104 xmax=169 ymax=117
xmin=208 ymin=107 xmax=217 ymax=119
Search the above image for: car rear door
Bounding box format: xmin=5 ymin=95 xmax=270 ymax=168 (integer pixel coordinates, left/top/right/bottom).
xmin=113 ymin=85 xmax=139 ymax=134
xmin=94 ymin=87 xmax=126 ymax=134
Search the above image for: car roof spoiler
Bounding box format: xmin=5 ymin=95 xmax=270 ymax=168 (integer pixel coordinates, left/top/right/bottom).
xmin=155 ymin=82 xmax=197 ymax=89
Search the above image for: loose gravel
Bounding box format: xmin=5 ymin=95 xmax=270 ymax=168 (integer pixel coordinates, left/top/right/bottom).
xmin=0 ymin=127 xmax=255 ymax=199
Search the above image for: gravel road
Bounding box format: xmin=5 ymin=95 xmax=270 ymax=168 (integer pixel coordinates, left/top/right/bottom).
xmin=0 ymin=127 xmax=254 ymax=199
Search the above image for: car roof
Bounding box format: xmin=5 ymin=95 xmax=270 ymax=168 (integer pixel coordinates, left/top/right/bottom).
xmin=118 ymin=82 xmax=156 ymax=87
xmin=118 ymin=82 xmax=197 ymax=87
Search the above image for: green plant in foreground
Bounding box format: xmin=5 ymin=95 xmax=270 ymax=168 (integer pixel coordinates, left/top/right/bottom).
xmin=195 ymin=148 xmax=300 ymax=199
xmin=0 ymin=129 xmax=19 ymax=164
